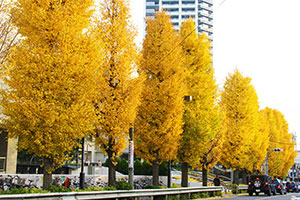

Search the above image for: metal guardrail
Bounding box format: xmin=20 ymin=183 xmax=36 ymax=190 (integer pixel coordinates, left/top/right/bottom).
xmin=237 ymin=185 xmax=248 ymax=192
xmin=0 ymin=157 xmax=5 ymax=173
xmin=0 ymin=186 xmax=223 ymax=200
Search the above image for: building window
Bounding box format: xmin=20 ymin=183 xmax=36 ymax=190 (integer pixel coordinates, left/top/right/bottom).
xmin=165 ymin=8 xmax=179 ymax=12
xmin=162 ymin=1 xmax=179 ymax=5
xmin=182 ymin=1 xmax=195 ymax=5
xmin=182 ymin=8 xmax=195 ymax=12
xmin=182 ymin=15 xmax=195 ymax=19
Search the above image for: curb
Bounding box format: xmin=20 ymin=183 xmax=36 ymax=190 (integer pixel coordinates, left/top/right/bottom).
xmin=198 ymin=193 xmax=248 ymax=200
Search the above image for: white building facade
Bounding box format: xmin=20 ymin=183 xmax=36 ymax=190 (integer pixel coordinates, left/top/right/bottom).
xmin=145 ymin=0 xmax=213 ymax=40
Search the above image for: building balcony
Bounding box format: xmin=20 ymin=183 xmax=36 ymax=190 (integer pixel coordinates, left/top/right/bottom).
xmin=199 ymin=11 xmax=212 ymax=18
xmin=199 ymin=26 xmax=213 ymax=34
xmin=199 ymin=4 xmax=213 ymax=11
xmin=199 ymin=18 xmax=213 ymax=26
xmin=200 ymin=0 xmax=213 ymax=6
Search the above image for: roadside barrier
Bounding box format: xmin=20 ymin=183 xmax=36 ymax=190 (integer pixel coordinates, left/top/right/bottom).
xmin=0 ymin=186 xmax=223 ymax=200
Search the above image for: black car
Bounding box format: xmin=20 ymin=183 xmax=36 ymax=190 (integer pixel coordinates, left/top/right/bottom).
xmin=272 ymin=179 xmax=287 ymax=195
xmin=247 ymin=175 xmax=274 ymax=196
xmin=287 ymin=181 xmax=298 ymax=193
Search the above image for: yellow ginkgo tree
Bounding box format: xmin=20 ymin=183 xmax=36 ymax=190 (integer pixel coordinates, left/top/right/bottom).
xmin=0 ymin=0 xmax=100 ymax=189
xmin=135 ymin=11 xmax=186 ymax=186
xmin=220 ymin=69 xmax=260 ymax=184
xmin=261 ymin=107 xmax=297 ymax=178
xmin=93 ymin=0 xmax=144 ymax=187
xmin=178 ymin=19 xmax=222 ymax=187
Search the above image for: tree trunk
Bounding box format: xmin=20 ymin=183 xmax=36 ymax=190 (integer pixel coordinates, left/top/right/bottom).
xmin=43 ymin=157 xmax=52 ymax=190
xmin=152 ymin=161 xmax=159 ymax=186
xmin=107 ymin=151 xmax=116 ymax=187
xmin=202 ymin=166 xmax=208 ymax=186
xmin=241 ymin=170 xmax=247 ymax=184
xmin=181 ymin=162 xmax=188 ymax=187
xmin=233 ymin=169 xmax=239 ymax=185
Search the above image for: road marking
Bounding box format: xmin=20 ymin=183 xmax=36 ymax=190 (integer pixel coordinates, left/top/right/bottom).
xmin=254 ymin=194 xmax=294 ymax=200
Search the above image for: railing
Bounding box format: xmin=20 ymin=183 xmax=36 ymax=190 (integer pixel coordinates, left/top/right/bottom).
xmin=0 ymin=186 xmax=223 ymax=200
xmin=238 ymin=185 xmax=248 ymax=192
xmin=0 ymin=157 xmax=5 ymax=173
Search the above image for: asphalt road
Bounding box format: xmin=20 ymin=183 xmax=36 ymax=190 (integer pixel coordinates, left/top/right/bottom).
xmin=218 ymin=193 xmax=298 ymax=200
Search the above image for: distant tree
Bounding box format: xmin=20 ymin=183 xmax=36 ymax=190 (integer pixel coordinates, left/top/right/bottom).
xmin=220 ymin=69 xmax=260 ymax=184
xmin=261 ymin=108 xmax=297 ymax=177
xmin=93 ymin=0 xmax=144 ymax=187
xmin=178 ymin=19 xmax=222 ymax=187
xmin=0 ymin=0 xmax=18 ymax=65
xmin=0 ymin=0 xmax=100 ymax=190
xmin=135 ymin=11 xmax=185 ymax=186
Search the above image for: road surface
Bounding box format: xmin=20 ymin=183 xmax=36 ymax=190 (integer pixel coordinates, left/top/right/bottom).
xmin=218 ymin=193 xmax=298 ymax=200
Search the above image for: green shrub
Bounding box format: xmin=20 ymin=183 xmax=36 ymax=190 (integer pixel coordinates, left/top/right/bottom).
xmin=145 ymin=184 xmax=163 ymax=189
xmin=167 ymin=195 xmax=179 ymax=200
xmin=159 ymin=162 xmax=168 ymax=176
xmin=103 ymin=186 xmax=117 ymax=190
xmin=0 ymin=187 xmax=48 ymax=195
xmin=179 ymin=194 xmax=189 ymax=200
xmin=191 ymin=193 xmax=201 ymax=199
xmin=171 ymin=183 xmax=180 ymax=188
xmin=116 ymin=180 xmax=133 ymax=190
xmin=199 ymin=192 xmax=209 ymax=198
xmin=116 ymin=158 xmax=129 ymax=175
xmin=231 ymin=184 xmax=238 ymax=194
xmin=84 ymin=187 xmax=104 ymax=191
xmin=215 ymin=190 xmax=222 ymax=196
xmin=49 ymin=185 xmax=71 ymax=193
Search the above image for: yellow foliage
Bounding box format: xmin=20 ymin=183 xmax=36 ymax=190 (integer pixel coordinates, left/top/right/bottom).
xmin=220 ymin=69 xmax=260 ymax=171
xmin=178 ymin=19 xmax=222 ymax=170
xmin=135 ymin=11 xmax=185 ymax=164
xmin=0 ymin=0 xmax=100 ymax=170
xmin=261 ymin=108 xmax=297 ymax=178
xmin=92 ymin=0 xmax=143 ymax=163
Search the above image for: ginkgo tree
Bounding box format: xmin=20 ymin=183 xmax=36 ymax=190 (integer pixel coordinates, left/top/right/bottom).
xmin=261 ymin=107 xmax=297 ymax=178
xmin=0 ymin=0 xmax=101 ymax=189
xmin=220 ymin=69 xmax=260 ymax=183
xmin=178 ymin=19 xmax=222 ymax=187
xmin=135 ymin=11 xmax=186 ymax=186
xmin=93 ymin=0 xmax=144 ymax=187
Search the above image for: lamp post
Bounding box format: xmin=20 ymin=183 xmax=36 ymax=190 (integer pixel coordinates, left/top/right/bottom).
xmin=80 ymin=138 xmax=85 ymax=189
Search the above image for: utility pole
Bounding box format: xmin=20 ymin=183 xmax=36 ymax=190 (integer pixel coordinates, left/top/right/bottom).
xmin=128 ymin=126 xmax=134 ymax=188
xmin=265 ymin=148 xmax=284 ymax=176
xmin=265 ymin=151 xmax=269 ymax=176
xmin=80 ymin=138 xmax=85 ymax=189
xmin=167 ymin=161 xmax=172 ymax=188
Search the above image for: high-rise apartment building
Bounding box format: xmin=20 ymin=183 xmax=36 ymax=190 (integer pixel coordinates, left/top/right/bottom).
xmin=145 ymin=0 xmax=213 ymax=41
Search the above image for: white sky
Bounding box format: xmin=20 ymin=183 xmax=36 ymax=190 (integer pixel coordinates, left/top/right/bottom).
xmin=129 ymin=0 xmax=300 ymax=149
